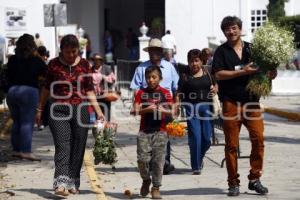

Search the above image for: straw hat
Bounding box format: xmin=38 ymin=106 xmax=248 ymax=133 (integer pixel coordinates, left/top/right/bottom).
xmin=93 ymin=53 xmax=103 ymax=60
xmin=143 ymin=38 xmax=163 ymax=52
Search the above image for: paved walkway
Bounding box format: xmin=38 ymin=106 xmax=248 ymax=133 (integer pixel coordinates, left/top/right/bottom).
xmin=261 ymin=95 xmax=300 ymax=113
xmin=0 ymin=127 xmax=100 ymax=199
xmin=0 ymin=96 xmax=299 ymax=200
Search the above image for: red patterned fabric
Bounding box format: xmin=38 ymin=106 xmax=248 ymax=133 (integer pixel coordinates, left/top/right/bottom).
xmin=45 ymin=57 xmax=94 ymax=104
xmin=134 ymin=86 xmax=173 ymax=133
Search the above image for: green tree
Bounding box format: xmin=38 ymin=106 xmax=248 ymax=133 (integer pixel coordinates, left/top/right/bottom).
xmin=267 ymin=0 xmax=289 ymax=22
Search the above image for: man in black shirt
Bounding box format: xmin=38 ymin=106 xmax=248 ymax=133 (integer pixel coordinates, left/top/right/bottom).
xmin=212 ymin=16 xmax=276 ymax=196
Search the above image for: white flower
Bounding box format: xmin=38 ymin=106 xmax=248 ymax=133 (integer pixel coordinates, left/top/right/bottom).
xmin=251 ymin=22 xmax=295 ymax=70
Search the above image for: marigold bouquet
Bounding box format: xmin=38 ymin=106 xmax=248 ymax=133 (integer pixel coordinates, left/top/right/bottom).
xmin=166 ymin=121 xmax=186 ymax=137
xmin=247 ymin=22 xmax=295 ymax=97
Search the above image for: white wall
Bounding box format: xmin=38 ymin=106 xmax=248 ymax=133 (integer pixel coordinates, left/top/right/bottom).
xmin=272 ymin=70 xmax=300 ymax=95
xmin=165 ymin=0 xmax=300 ymax=64
xmin=0 ymin=0 xmax=59 ymax=61
xmin=285 ymin=0 xmax=300 ymax=16
xmin=166 ymin=0 xmax=241 ymax=64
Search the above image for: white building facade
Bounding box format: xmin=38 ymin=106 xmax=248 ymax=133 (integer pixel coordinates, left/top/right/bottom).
xmin=0 ymin=0 xmax=60 ymax=63
xmin=166 ymin=0 xmax=300 ymax=63
xmin=0 ymin=0 xmax=300 ymax=64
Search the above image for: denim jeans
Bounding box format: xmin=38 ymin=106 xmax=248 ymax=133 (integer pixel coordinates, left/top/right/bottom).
xmin=185 ymin=103 xmax=212 ymax=171
xmin=6 ymin=85 xmax=39 ymax=153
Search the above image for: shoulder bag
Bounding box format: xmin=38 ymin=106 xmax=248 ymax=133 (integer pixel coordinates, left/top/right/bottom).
xmin=203 ymin=66 xmax=222 ymax=118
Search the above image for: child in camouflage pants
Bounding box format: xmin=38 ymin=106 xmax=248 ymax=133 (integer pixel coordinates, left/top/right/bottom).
xmin=132 ymin=66 xmax=174 ymax=199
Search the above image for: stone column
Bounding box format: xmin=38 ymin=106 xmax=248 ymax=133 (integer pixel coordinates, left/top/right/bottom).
xmin=207 ymin=36 xmax=218 ymax=51
xmin=139 ymin=22 xmax=150 ymax=62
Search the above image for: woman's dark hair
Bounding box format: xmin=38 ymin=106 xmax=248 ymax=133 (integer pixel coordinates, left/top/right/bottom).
xmin=145 ymin=65 xmax=162 ymax=80
xmin=60 ymin=34 xmax=79 ymax=50
xmin=187 ymin=49 xmax=203 ymax=62
xmin=201 ymin=48 xmax=212 ymax=65
xmin=15 ymin=33 xmax=37 ymax=58
xmin=221 ymin=16 xmax=242 ymax=32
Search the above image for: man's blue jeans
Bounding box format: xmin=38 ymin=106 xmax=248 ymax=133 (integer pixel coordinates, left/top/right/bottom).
xmin=6 ymin=85 xmax=39 ymax=153
xmin=185 ymin=103 xmax=212 ymax=171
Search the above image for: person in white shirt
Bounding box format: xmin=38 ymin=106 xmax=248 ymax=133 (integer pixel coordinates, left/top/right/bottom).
xmin=6 ymin=38 xmax=16 ymax=58
xmin=34 ymin=33 xmax=44 ymax=48
xmin=161 ymin=30 xmax=177 ymax=55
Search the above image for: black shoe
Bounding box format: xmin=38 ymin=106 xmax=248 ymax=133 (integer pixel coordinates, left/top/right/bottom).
xmin=140 ymin=179 xmax=151 ymax=197
xmin=192 ymin=170 xmax=201 ymax=175
xmin=248 ymin=180 xmax=269 ymax=195
xmin=227 ymin=185 xmax=240 ymax=196
xmin=163 ymin=164 xmax=175 ymax=175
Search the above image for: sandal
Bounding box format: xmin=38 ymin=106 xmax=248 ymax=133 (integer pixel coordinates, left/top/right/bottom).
xmin=12 ymin=152 xmax=22 ymax=158
xmin=20 ymin=153 xmax=41 ymax=161
xmin=55 ymin=186 xmax=69 ymax=196
xmin=69 ymin=188 xmax=80 ymax=194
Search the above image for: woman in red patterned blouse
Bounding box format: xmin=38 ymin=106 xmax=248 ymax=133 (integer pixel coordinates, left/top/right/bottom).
xmin=36 ymin=34 xmax=104 ymax=196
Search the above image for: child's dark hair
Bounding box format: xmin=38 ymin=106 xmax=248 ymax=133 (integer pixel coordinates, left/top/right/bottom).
xmin=60 ymin=34 xmax=79 ymax=50
xmin=145 ymin=65 xmax=162 ymax=79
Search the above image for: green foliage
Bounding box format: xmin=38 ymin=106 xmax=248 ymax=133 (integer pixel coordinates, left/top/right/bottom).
xmin=93 ymin=127 xmax=117 ymax=165
xmin=150 ymin=17 xmax=164 ymax=37
xmin=246 ymin=73 xmax=272 ymax=97
xmin=251 ymin=22 xmax=295 ymax=69
xmin=277 ymin=15 xmax=300 ymax=48
xmin=267 ymin=0 xmax=288 ymax=22
xmin=151 ymin=17 xmax=163 ymax=29
xmin=248 ymin=22 xmax=295 ymax=97
xmin=278 ymin=15 xmax=300 ymax=25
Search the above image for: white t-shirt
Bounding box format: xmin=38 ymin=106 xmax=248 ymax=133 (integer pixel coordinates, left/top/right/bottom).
xmin=7 ymin=45 xmax=15 ymax=56
xmin=161 ymin=34 xmax=176 ymax=51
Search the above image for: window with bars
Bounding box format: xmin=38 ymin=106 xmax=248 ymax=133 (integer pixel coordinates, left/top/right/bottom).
xmin=250 ymin=9 xmax=267 ymax=33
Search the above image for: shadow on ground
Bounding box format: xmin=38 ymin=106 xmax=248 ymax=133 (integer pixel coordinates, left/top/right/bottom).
xmin=264 ymin=136 xmax=300 ymax=144
xmin=105 ymin=187 xmax=226 ymax=199
xmin=14 ymin=188 xmax=95 ymax=199
xmin=95 ymin=166 xmax=138 ymax=174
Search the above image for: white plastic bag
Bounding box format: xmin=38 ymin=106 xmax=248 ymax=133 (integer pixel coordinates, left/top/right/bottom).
xmin=95 ymin=120 xmax=105 ymax=132
xmin=92 ymin=120 xmax=105 ymax=139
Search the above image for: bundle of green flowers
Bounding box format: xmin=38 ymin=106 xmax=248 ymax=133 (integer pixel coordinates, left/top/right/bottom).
xmin=93 ymin=122 xmax=118 ymax=165
xmin=247 ymin=22 xmax=295 ymax=97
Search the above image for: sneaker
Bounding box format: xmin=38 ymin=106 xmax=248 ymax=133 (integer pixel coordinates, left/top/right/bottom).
xmin=151 ymin=187 xmax=162 ymax=199
xmin=163 ymin=164 xmax=175 ymax=175
xmin=227 ymin=185 xmax=240 ymax=196
xmin=248 ymin=180 xmax=269 ymax=195
xmin=140 ymin=179 xmax=151 ymax=197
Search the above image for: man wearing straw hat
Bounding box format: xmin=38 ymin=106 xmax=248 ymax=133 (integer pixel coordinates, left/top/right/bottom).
xmin=130 ymin=38 xmax=179 ymax=178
